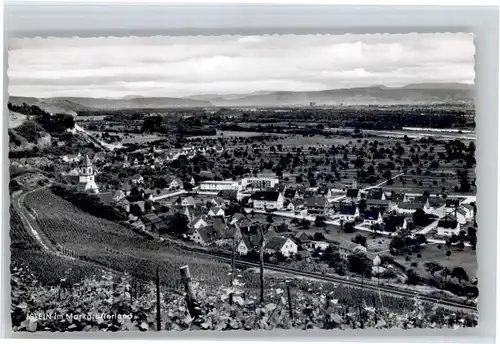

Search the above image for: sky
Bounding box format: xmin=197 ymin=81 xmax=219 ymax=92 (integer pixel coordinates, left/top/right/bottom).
xmin=8 ymin=33 xmax=475 ymax=99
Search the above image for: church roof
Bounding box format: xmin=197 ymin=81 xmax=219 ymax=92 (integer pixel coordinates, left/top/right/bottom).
xmin=83 ymin=154 xmax=92 ymax=167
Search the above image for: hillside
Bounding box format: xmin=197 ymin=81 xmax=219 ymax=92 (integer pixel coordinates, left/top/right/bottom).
xmin=197 ymin=83 xmax=474 ymax=107
xmin=9 ymin=96 xmax=212 ymax=113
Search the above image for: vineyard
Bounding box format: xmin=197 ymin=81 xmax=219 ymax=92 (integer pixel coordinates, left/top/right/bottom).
xmin=11 ymin=264 xmax=478 ymax=332
xmin=20 ymin=189 xmax=254 ymax=289
xmin=10 ymin=205 xmax=41 ymax=251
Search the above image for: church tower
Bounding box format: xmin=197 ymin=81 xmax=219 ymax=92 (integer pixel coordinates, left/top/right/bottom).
xmin=79 ymin=154 xmax=99 ymax=194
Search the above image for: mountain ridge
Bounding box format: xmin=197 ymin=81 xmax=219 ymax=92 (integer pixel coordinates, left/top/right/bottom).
xmin=9 ymin=82 xmax=474 ymax=112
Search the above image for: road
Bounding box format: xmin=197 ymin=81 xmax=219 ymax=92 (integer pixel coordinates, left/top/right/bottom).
xmin=14 ymin=187 xmax=477 ymax=313
xmin=329 ymin=172 xmax=406 ymax=202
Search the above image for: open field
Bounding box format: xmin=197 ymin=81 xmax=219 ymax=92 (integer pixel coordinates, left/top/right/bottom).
xmin=393 ymin=243 xmax=477 ymax=280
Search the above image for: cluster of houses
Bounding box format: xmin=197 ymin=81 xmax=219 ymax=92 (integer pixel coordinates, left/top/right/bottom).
xmin=60 ymin=152 xmax=475 ymax=243
xmin=60 ymin=143 xmax=224 ymax=170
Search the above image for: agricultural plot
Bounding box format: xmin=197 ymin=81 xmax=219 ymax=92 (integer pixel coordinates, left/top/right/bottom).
xmin=22 ymin=189 xmax=250 ymax=288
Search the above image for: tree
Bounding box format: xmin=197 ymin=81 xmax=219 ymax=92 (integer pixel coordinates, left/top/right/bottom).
xmin=445 ymin=250 xmax=452 ymax=259
xmin=412 ymin=209 xmax=428 ymax=226
xmin=406 ymin=269 xmax=420 ymax=285
xmin=314 ymin=216 xmax=326 ymax=227
xmin=440 ymin=267 xmax=451 ymax=280
xmin=456 ymin=240 xmax=465 ymax=251
xmin=313 ymin=232 xmax=326 ymax=241
xmin=266 ymin=214 xmax=274 ymax=224
xmin=352 ymin=234 xmax=367 ymax=247
xmin=358 ymin=199 xmax=367 ymax=213
xmin=167 ymin=213 xmax=189 ymax=237
xmin=451 ymin=267 xmax=469 ymax=283
xmin=343 ymin=221 xmax=355 ymax=233
xmin=129 ymin=203 xmax=143 ymax=217
xmin=389 ymin=235 xmax=405 ymax=254
xmin=424 ymin=262 xmax=443 ymax=276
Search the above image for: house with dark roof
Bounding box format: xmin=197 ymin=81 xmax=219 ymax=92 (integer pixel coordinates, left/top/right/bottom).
xmin=293 ymin=231 xmax=311 ymax=245
xmin=208 ymin=206 xmax=225 ymax=217
xmin=190 ymin=215 xmax=210 ymax=229
xmin=346 ymin=188 xmax=361 ymax=202
xmin=389 ymin=192 xmax=407 ymax=203
xmin=250 ymin=191 xmax=284 ymax=210
xmin=218 ymin=189 xmax=238 ymax=203
xmin=337 ymin=204 xmax=360 ymax=222
xmin=264 ymin=236 xmax=298 ymax=257
xmin=365 ymin=199 xmax=391 ymax=213
xmin=384 ymin=215 xmax=408 ymax=232
xmin=362 ymin=209 xmax=383 ymax=226
xmin=181 ymin=196 xmax=196 ymax=207
xmin=366 ymin=188 xmax=386 ymax=200
xmin=237 ymin=230 xmax=264 ymax=256
xmin=306 ymin=197 xmax=328 ymax=214
xmin=284 ymin=188 xmax=298 ymax=200
xmin=436 ymin=214 xmax=461 ymax=237
xmin=337 ymin=240 xmax=367 ymax=259
xmin=142 ymin=214 xmax=163 ymax=232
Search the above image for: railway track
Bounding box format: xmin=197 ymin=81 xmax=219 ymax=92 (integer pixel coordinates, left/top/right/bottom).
xmin=181 ymin=246 xmax=478 ymax=313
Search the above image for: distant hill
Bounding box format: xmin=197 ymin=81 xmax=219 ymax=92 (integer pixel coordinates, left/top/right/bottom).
xmin=186 ymin=83 xmax=474 ymax=107
xmin=9 ymin=83 xmax=474 ymax=111
xmin=8 ymin=96 xmax=212 ymax=114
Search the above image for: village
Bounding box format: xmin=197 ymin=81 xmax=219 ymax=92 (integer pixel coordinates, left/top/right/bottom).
xmin=52 ymin=145 xmax=477 ymax=287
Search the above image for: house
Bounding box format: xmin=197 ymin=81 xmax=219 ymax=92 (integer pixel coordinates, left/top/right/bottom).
xmin=131 ymin=174 xmax=144 ymax=184
xmin=217 ymin=190 xmax=239 ymax=203
xmin=230 ymin=213 xmax=248 ymax=225
xmin=190 ymin=215 xmax=210 ymax=229
xmin=436 ymin=215 xmax=461 ymax=237
xmin=237 ymin=228 xmax=264 ymax=256
xmin=346 ymin=189 xmax=361 ymax=202
xmin=130 ymin=220 xmax=145 ymax=231
xmin=445 ymin=199 xmax=461 ymax=211
xmin=366 ymin=188 xmax=386 ymax=200
xmin=210 ymin=197 xmax=226 ymax=207
xmin=284 ymin=188 xmax=298 ymax=200
xmin=250 ymin=191 xmax=284 ymax=210
xmin=337 ymin=240 xmax=367 ymax=259
xmin=389 ymin=192 xmax=407 ymax=204
xmin=310 ymin=241 xmax=330 ymax=251
xmin=264 ymin=236 xmax=298 ymax=257
xmin=337 ymin=204 xmax=360 ymax=222
xmin=362 ymin=209 xmax=383 ymax=226
xmin=242 ymin=177 xmax=279 ymax=190
xmin=287 ymin=199 xmax=304 ymax=212
xmin=117 ymin=198 xmax=130 ymax=212
xmin=272 ymin=221 xmax=290 ymax=234
xmin=384 ymin=215 xmax=408 ymax=232
xmin=293 ymin=232 xmax=311 ymax=245
xmin=189 ymin=226 xmax=220 ymax=246
xmin=142 ymin=214 xmax=163 ymax=232
xmin=344 ymin=180 xmax=358 ymax=191
xmin=208 ymin=207 xmax=225 ymax=217
xmin=396 ymin=202 xmax=430 ymax=214
xmin=181 ymin=196 xmax=196 ymax=207
xmin=365 ymin=199 xmax=391 ymax=213
xmin=460 ymin=204 xmax=475 ymax=220
xmin=168 ymin=177 xmax=183 ymax=190
xmin=306 ymin=197 xmax=328 ymax=214
xmin=200 ymin=180 xmax=240 ymax=192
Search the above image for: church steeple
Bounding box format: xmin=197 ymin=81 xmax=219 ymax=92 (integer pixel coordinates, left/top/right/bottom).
xmin=84 ymin=154 xmax=92 ymax=167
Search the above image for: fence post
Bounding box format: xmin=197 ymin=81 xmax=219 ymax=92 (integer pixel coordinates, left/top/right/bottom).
xmin=180 ymin=265 xmax=200 ymax=317
xmin=286 ymin=283 xmax=293 ymax=322
xmin=156 ymin=266 xmax=161 ymax=331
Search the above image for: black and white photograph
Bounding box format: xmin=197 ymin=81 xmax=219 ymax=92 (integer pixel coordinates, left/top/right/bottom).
xmin=7 ymin=32 xmax=478 ymax=332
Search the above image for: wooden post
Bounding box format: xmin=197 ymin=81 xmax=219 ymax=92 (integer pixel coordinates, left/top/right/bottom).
xmin=258 ymin=225 xmax=265 ymax=303
xmin=180 ymin=265 xmax=199 ymax=317
xmin=286 ymin=283 xmax=293 ymax=322
xmin=156 ymin=266 xmax=161 ymax=331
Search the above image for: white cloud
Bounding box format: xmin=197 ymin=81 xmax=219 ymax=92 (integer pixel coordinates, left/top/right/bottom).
xmin=8 ymin=33 xmax=475 ymax=98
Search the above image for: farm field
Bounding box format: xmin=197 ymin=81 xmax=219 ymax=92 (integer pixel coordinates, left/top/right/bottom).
xmin=393 ymin=243 xmax=477 ymax=281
